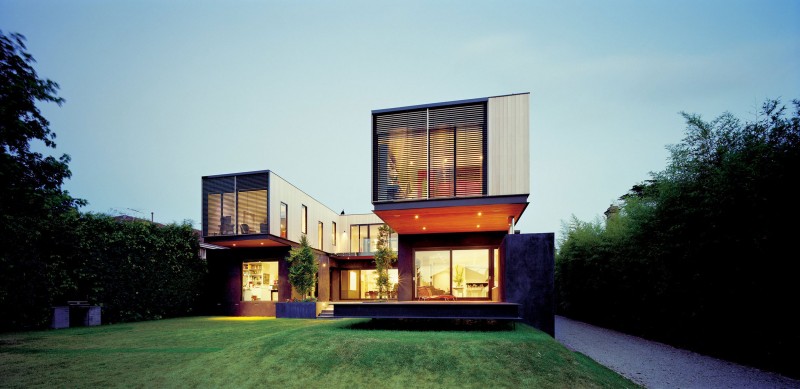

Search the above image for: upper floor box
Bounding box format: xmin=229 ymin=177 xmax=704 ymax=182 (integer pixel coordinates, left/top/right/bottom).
xmin=371 ymin=93 xmax=530 ymax=234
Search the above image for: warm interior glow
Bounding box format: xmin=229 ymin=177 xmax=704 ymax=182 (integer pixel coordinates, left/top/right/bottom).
xmin=349 ymin=271 xmax=357 ymax=291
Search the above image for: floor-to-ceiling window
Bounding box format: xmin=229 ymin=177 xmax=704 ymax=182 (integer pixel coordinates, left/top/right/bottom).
xmin=242 ymin=261 xmax=280 ymax=301
xmin=415 ymin=248 xmax=492 ymax=300
xmin=340 ymin=269 xmax=399 ymax=300
xmin=373 ymin=102 xmax=486 ymax=202
xmin=237 ymin=190 xmax=267 ymax=234
xmin=202 ymin=173 xmax=268 ymax=237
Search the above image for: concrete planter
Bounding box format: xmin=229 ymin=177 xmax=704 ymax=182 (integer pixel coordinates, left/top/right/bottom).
xmin=275 ymin=302 xmax=317 ymax=319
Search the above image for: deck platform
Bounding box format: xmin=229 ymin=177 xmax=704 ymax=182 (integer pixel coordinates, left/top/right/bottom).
xmin=331 ymin=301 xmax=521 ymax=321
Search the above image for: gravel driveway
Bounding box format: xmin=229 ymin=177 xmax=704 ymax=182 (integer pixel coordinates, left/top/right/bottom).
xmin=555 ymin=315 xmax=799 ymax=389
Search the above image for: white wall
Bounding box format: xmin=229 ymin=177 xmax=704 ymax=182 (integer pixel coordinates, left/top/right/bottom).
xmin=487 ymin=93 xmax=530 ymax=196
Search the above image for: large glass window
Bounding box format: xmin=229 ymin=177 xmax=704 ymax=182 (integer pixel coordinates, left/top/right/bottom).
xmin=301 ymin=205 xmax=308 ymax=234
xmin=280 ymin=203 xmax=288 ymax=238
xmin=415 ymin=248 xmax=491 ymax=299
xmin=238 ymin=190 xmax=267 ymax=234
xmin=340 ymin=269 xmax=399 ymax=300
xmin=348 ymin=224 xmax=396 ymax=253
xmin=242 ymin=261 xmax=279 ymax=302
xmin=453 ymin=249 xmax=490 ymax=298
xmin=202 ymin=173 xmax=267 ymax=237
xmin=373 ymin=103 xmax=486 ymax=202
xmin=207 ymin=192 xmax=235 ymax=235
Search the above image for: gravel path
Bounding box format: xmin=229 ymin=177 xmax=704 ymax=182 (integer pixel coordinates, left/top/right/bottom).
xmin=555 ymin=315 xmax=800 ymax=389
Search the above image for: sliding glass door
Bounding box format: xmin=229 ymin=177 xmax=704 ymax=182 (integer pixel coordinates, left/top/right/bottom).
xmin=414 ymin=248 xmax=492 ymax=300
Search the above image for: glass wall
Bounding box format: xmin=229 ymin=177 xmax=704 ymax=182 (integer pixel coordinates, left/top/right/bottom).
xmin=452 ymin=249 xmax=489 ymax=298
xmin=415 ymin=250 xmax=451 ymax=296
xmin=242 ymin=261 xmax=279 ymax=301
xmin=348 ymin=223 xmax=396 ymax=253
xmin=415 ymin=248 xmax=492 ymax=299
xmin=202 ymin=173 xmax=268 ymax=236
xmin=340 ymin=269 xmax=399 ymax=300
xmin=237 ymin=190 xmax=267 ymax=234
xmin=373 ymin=102 xmax=486 ymax=202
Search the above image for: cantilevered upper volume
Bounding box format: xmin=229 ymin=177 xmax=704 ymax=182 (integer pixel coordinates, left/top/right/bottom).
xmin=371 ymin=93 xmax=530 ymax=234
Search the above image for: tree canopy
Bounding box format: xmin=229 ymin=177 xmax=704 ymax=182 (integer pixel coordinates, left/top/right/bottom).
xmin=556 ymin=98 xmax=800 ymax=378
xmin=286 ymin=235 xmax=318 ymax=300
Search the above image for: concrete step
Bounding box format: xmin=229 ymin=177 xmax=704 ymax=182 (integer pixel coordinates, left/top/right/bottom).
xmin=317 ymin=304 xmax=336 ymax=319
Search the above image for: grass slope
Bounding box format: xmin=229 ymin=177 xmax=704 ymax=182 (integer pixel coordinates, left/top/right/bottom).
xmin=0 ymin=317 xmax=638 ymax=388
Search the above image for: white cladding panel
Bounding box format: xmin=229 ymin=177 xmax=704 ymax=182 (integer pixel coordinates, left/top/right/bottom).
xmin=268 ymin=172 xmax=339 ymax=252
xmin=487 ymin=93 xmax=530 ymax=196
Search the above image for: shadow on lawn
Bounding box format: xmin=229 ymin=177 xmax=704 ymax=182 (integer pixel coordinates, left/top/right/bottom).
xmin=345 ymin=318 xmax=516 ymax=332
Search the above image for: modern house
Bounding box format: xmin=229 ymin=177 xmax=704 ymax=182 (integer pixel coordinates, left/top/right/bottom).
xmin=202 ymin=93 xmax=554 ymax=334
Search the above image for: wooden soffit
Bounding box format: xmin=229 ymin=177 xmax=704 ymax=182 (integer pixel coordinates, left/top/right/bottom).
xmin=374 ymin=202 xmax=528 ymax=235
xmin=203 ymin=234 xmax=291 ymax=249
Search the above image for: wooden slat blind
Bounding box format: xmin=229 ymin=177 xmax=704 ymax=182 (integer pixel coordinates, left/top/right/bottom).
xmin=373 ymin=102 xmax=485 ymax=202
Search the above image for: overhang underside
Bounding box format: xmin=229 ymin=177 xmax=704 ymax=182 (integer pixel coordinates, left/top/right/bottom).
xmin=203 ymin=234 xmax=291 ymax=248
xmin=374 ymin=202 xmax=528 ymax=234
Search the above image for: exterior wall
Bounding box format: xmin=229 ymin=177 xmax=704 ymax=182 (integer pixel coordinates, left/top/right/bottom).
xmin=488 ymin=93 xmax=530 ymax=197
xmin=206 ymin=246 xmax=292 ymax=316
xmin=500 ymin=233 xmax=554 ymax=336
xmin=268 ymin=171 xmax=339 ymax=252
xmin=396 ymin=232 xmax=507 ymax=301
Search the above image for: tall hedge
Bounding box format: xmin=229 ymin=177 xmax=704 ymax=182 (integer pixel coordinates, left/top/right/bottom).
xmin=556 ymin=99 xmax=800 ymax=378
xmin=62 ymin=214 xmax=208 ymax=323
xmin=0 ymin=213 xmax=208 ymax=330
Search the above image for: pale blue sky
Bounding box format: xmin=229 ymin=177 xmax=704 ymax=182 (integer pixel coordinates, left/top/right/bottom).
xmin=2 ymin=0 xmax=798 ymax=241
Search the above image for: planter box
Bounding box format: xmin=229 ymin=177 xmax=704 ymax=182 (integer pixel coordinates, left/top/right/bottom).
xmin=275 ymin=302 xmax=317 ymax=319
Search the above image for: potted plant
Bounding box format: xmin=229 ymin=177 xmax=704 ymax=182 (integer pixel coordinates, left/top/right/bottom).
xmin=454 ymin=265 xmax=464 ymax=287
xmin=276 ymin=235 xmax=319 ymax=318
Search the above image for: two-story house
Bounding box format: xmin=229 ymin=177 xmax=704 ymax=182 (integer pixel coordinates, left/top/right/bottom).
xmin=202 ymin=93 xmax=554 ymax=334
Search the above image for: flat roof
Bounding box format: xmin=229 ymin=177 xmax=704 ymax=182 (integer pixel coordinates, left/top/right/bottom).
xmin=371 ymin=92 xmax=529 ymax=115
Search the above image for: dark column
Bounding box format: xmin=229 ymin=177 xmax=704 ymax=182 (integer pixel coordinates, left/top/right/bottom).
xmin=397 ymin=236 xmax=414 ymax=301
xmin=331 ymin=269 xmax=340 ymax=301
xmin=279 ymin=257 xmax=291 ymax=301
xmin=501 ymin=233 xmax=555 ymax=336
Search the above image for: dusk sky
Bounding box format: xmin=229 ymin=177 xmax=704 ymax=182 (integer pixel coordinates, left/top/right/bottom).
xmin=2 ymin=1 xmax=798 ymax=242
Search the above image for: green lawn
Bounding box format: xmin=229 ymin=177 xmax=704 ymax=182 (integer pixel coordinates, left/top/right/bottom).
xmin=0 ymin=317 xmax=639 ymax=388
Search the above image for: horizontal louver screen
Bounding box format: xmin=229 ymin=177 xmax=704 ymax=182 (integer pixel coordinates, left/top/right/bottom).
xmin=373 ymin=102 xmax=486 ymax=202
xmin=429 ymin=128 xmax=454 ymax=198
xmin=374 ymin=110 xmax=427 ymax=202
xmin=236 ymin=173 xmax=268 ymax=191
xmin=202 ymin=176 xmax=235 ymax=236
